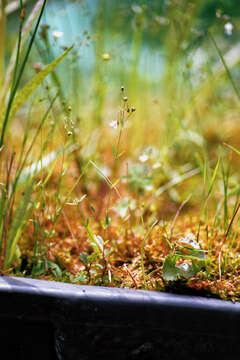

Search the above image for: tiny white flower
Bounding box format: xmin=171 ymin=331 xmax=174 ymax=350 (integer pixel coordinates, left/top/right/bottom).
xmin=100 ymin=165 xmax=111 ymax=177
xmin=152 ymin=162 xmax=161 ymax=169
xmin=109 ymin=120 xmax=118 ymax=129
xmin=145 ymin=184 xmax=153 ymax=191
xmin=139 ymin=154 xmax=149 ymax=162
xmin=224 ymin=22 xmax=233 ymax=36
xmin=53 ymin=30 xmax=64 ymax=39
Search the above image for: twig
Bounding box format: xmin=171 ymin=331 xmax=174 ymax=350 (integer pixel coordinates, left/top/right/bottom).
xmin=156 ymin=167 xmax=200 ymax=196
xmin=141 ymin=219 xmax=159 ymax=289
xmin=123 ymin=264 xmax=138 ymax=289
xmin=170 ymin=194 xmax=192 ymax=239
xmin=218 ymin=251 xmax=222 ymax=281
xmin=62 ymin=210 xmax=76 ymax=241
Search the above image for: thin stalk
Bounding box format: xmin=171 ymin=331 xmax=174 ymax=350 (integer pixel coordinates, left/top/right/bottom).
xmin=141 ymin=219 xmax=158 ymax=290
xmin=197 ymin=157 xmax=220 ymax=240
xmin=2 ymin=0 xmax=45 ymax=103
xmin=8 ymin=93 xmax=58 ymax=209
xmin=11 ymin=0 xmax=24 ymax=93
xmin=221 ymin=159 xmax=230 ymax=232
xmin=0 ymin=0 xmax=6 ymax=92
xmin=217 ymin=202 xmax=240 ymax=257
xmin=54 ymin=161 xmax=91 ymax=224
xmin=0 ymin=0 xmax=6 ymax=90
xmin=209 ymin=32 xmax=240 ymax=101
xmin=170 ymin=194 xmax=192 ymax=240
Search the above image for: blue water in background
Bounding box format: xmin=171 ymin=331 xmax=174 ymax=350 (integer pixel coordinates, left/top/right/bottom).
xmin=7 ymin=0 xmax=237 ymax=105
xmin=42 ymin=0 xmax=165 ymax=85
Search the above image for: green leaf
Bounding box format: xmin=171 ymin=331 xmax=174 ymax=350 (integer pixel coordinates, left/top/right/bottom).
xmin=206 ymin=158 xmax=220 ymax=201
xmin=32 ymin=260 xmax=45 ymax=276
xmin=94 ymin=235 xmax=104 ymax=252
xmin=112 ymin=146 xmax=117 ymax=159
xmin=86 ymin=222 xmax=104 ymax=254
xmin=192 ymin=260 xmax=204 ymax=274
xmin=72 ymin=271 xmax=87 ymax=283
xmin=5 ymin=180 xmax=34 ymax=268
xmin=163 ymin=249 xmax=205 ymax=282
xmin=122 ymin=164 xmax=153 ymax=194
xmin=1 ymin=45 xmax=73 ymax=122
xmin=19 ymin=149 xmax=61 ymax=184
xmin=3 ymin=0 xmax=46 ymax=99
xmin=100 ymin=212 xmax=111 ymax=230
xmin=47 ymin=260 xmax=62 ymax=278
xmin=162 ymin=255 xmax=179 ymax=281
xmin=105 ymin=212 xmax=111 ymax=226
xmin=79 ymin=252 xmax=89 ymax=265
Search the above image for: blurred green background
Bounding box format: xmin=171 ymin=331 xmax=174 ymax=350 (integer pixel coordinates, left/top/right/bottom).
xmin=5 ymin=0 xmax=240 ymax=208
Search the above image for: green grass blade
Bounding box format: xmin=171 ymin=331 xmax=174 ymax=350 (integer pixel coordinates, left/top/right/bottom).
xmin=0 ymin=0 xmax=47 ymax=147
xmin=10 ymin=94 xmax=58 ymax=198
xmin=141 ymin=219 xmax=158 ymax=289
xmin=5 ymin=180 xmax=34 ymax=268
xmin=85 ymin=222 xmax=102 ymax=255
xmin=205 ymin=157 xmax=220 ymax=201
xmin=11 ymin=0 xmax=24 ymax=93
xmin=1 ymin=45 xmax=73 ymax=124
xmin=209 ymin=32 xmax=240 ymax=101
xmin=55 ymin=161 xmax=91 ymax=222
xmin=221 ymin=159 xmax=230 ymax=231
xmin=224 ymin=143 xmax=240 ymax=156
xmin=0 ymin=0 xmax=6 ymax=92
xmin=0 ymin=187 xmax=7 ymax=246
xmin=2 ymin=0 xmax=45 ymax=101
xmin=90 ymin=160 xmax=121 ymax=197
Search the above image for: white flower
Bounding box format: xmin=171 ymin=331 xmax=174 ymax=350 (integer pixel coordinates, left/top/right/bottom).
xmin=152 ymin=162 xmax=161 ymax=169
xmin=100 ymin=165 xmax=111 ymax=177
xmin=109 ymin=120 xmax=118 ymax=129
xmin=224 ymin=22 xmax=233 ymax=36
xmin=139 ymin=154 xmax=148 ymax=162
xmin=53 ymin=30 xmax=64 ymax=39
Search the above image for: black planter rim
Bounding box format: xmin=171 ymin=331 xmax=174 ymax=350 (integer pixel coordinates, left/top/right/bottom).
xmin=0 ymin=276 xmax=239 ymax=338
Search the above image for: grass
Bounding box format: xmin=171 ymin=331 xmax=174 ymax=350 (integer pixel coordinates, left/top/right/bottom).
xmin=1 ymin=0 xmax=240 ymax=301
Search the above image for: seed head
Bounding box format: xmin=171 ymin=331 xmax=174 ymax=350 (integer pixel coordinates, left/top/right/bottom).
xmin=123 ymin=96 xmax=128 ymax=102
xmin=41 ymin=24 xmax=50 ymax=30
xmin=40 ymin=24 xmax=50 ymax=39
xmin=31 ymin=62 xmax=43 ymax=73
xmin=20 ymin=8 xmax=26 ymax=20
xmin=67 ymin=131 xmax=72 ymax=136
xmin=131 ymin=106 xmax=136 ymax=112
xmin=121 ymin=86 xmax=124 ymax=92
xmin=102 ymin=53 xmax=110 ymax=61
